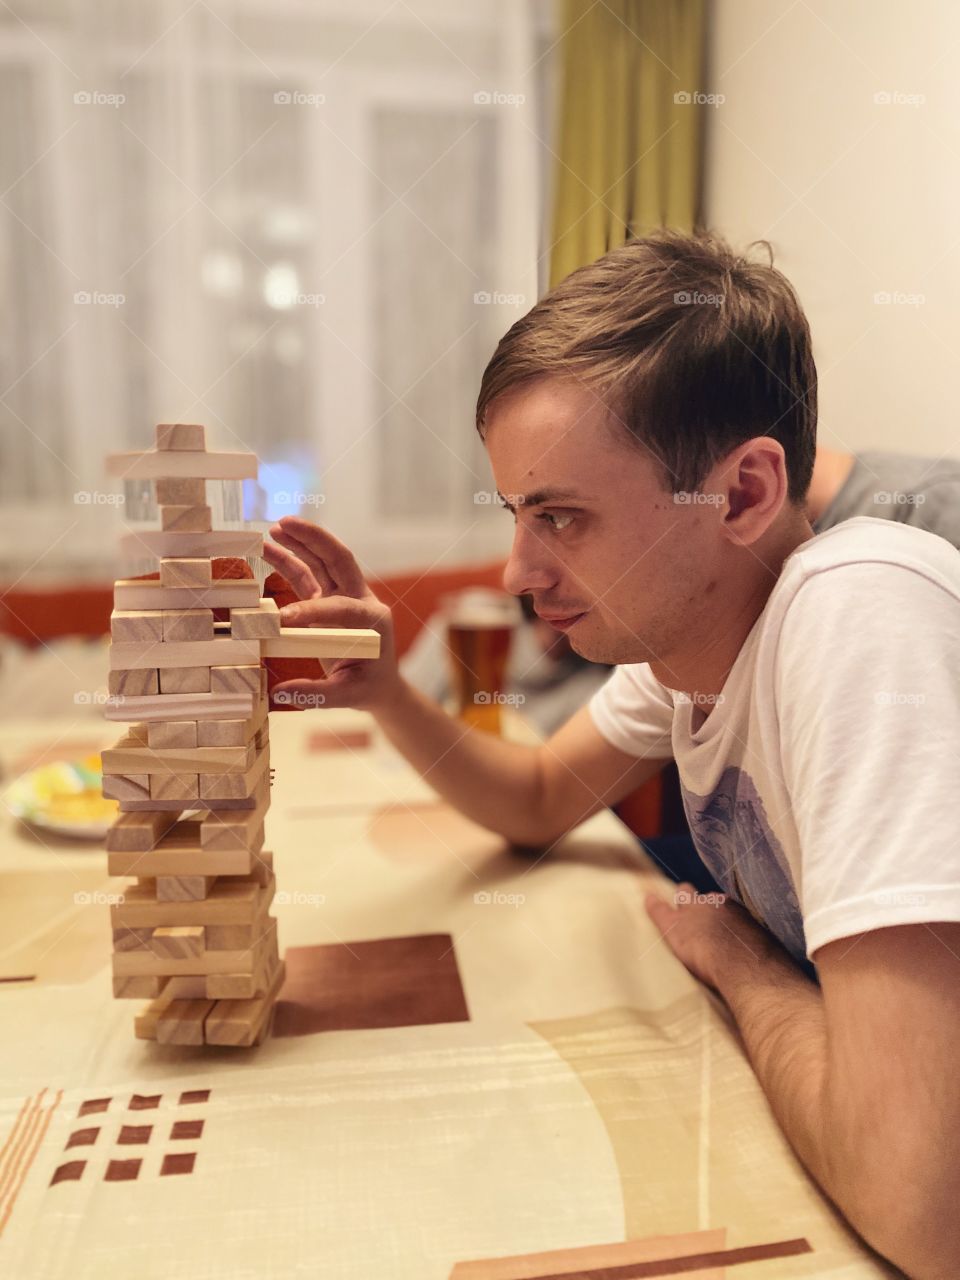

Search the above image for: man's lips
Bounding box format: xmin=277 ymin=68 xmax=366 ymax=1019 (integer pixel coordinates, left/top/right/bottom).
xmin=536 ymin=610 xmax=588 ymax=631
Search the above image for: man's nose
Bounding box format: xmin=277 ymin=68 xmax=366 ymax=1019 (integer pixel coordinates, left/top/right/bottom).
xmin=502 ymin=522 xmax=559 ymax=597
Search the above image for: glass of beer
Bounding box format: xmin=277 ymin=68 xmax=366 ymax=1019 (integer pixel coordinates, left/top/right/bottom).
xmin=443 ymin=589 xmax=520 ymax=735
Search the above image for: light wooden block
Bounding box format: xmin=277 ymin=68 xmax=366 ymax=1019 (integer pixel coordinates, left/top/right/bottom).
xmin=114 ymin=974 xmax=166 ymax=999
xmin=150 ymin=925 xmax=205 ymax=960
xmin=204 ymin=924 xmax=278 ymax=1000
xmin=149 ymin=772 xmax=198 ymax=801
xmin=104 ymin=689 xmax=253 ymax=724
xmin=102 ymin=773 xmax=150 ymax=802
xmin=159 ymin=558 xmax=212 ymax=589
xmin=108 ymin=668 xmax=159 ymax=697
xmin=160 ymin=503 xmax=212 ymax=533
xmin=146 ymin=721 xmax=198 ymax=749
xmin=165 ymin=976 xmax=208 ymax=999
xmin=120 ymin=530 xmax=263 ymax=559
xmin=106 ymin=449 xmax=258 ymax=480
xmin=199 ymin=744 xmax=269 ymax=801
xmin=110 ymin=610 xmax=163 ymax=643
xmin=105 ymin=810 xmax=178 ymax=852
xmin=156 ymin=874 xmax=216 ymax=902
xmin=113 ymin=876 xmax=272 ymax=927
xmin=112 ymin=636 xmax=259 ymax=671
xmin=200 ymin=792 xmax=269 ymax=849
xmin=229 ymin=599 xmax=281 ymax=639
xmin=210 ymin=665 xmax=261 ymax=695
xmin=261 ymin=627 xmax=380 ymax=660
xmin=112 ymin=944 xmax=260 ymax=979
xmin=156 ymin=422 xmax=205 ymax=451
xmin=159 ymin=666 xmax=210 ymax=694
xmin=161 ymin=608 xmax=215 ymax=643
xmin=114 ymin=577 xmax=258 ymax=611
xmin=205 ymin=957 xmax=285 ymax=1047
xmin=156 ymin=998 xmax=216 ymax=1046
xmin=155 ymin=477 xmax=206 ymax=505
xmin=195 ymin=698 xmax=267 ymax=747
xmin=108 ymin=827 xmax=260 ymax=878
xmin=112 ymin=925 xmax=154 ymax=953
xmin=102 ymin=741 xmax=255 ymax=775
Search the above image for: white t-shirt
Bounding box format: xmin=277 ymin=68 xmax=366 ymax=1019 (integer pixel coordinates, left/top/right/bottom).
xmin=589 ymin=517 xmax=960 ymax=968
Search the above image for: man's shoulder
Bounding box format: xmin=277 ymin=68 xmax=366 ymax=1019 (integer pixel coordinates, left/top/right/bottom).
xmin=783 ymin=516 xmax=960 ymax=595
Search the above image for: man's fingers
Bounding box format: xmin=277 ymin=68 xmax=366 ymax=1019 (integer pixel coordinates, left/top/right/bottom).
xmin=262 ymin=539 xmax=324 ymax=600
xmin=279 ymin=593 xmax=382 ymax=632
xmin=273 ymin=517 xmax=367 ymax=597
xmin=268 ymin=527 xmax=337 ymax=596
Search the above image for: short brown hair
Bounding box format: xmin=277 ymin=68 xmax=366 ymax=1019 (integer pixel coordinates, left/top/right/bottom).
xmin=476 ymin=230 xmax=817 ymax=504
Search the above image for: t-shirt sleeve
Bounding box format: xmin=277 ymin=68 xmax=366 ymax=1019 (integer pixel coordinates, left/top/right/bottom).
xmin=776 ymin=560 xmax=960 ymax=958
xmin=588 ymin=663 xmax=675 ymax=759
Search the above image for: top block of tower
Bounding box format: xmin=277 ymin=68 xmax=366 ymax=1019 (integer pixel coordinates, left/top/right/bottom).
xmin=157 ymin=423 xmax=206 ymax=451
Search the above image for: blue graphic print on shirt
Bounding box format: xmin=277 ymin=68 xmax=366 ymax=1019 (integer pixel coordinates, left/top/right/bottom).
xmin=680 ymin=765 xmax=813 ymax=973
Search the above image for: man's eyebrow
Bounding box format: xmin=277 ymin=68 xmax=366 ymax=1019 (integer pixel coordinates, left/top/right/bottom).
xmin=496 ymin=488 xmax=585 ymax=512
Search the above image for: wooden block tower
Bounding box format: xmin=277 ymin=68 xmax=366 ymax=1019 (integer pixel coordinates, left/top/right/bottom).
xmin=101 ymin=424 xmax=379 ymax=1047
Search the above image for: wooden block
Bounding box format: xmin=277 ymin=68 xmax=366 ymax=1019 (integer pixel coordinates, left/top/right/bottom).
xmin=161 ymin=608 xmax=214 ymax=643
xmin=112 ymin=925 xmax=154 ymax=953
xmin=160 ymin=503 xmax=212 ymax=533
xmin=156 ymin=998 xmax=216 ymax=1046
xmin=102 ymin=773 xmax=150 ymax=802
xmin=113 ymin=876 xmax=272 ymax=927
xmin=261 ymin=627 xmax=380 ymax=660
xmin=102 ymin=741 xmax=255 ymax=776
xmin=210 ymin=665 xmax=261 ymax=695
xmin=199 ymin=744 xmax=269 ymax=801
xmin=159 ymin=558 xmax=212 ymax=589
xmin=205 ymin=923 xmax=278 ymax=1000
xmin=229 ymin=599 xmax=281 ymax=639
xmin=112 ymin=943 xmax=261 ymax=979
xmin=165 ymin=976 xmax=208 ymax=999
xmin=150 ymin=925 xmax=205 ymax=960
xmin=104 ymin=689 xmax=254 ymax=724
xmin=149 ymin=772 xmax=198 ymax=802
xmin=110 ymin=610 xmax=163 ymax=643
xmin=108 ymin=819 xmax=263 ymax=880
xmin=112 ymin=636 xmax=259 ymax=671
xmin=106 ymin=449 xmax=258 ymax=480
xmin=106 ymin=810 xmax=178 ymax=852
xmin=206 ymin=914 xmax=268 ymax=950
xmin=205 ymin=958 xmax=286 ymax=1047
xmin=200 ymin=789 xmax=269 ymax=849
xmin=254 ymin=724 xmax=269 ymax=751
xmin=156 ymin=874 xmax=216 ymax=902
xmin=146 ymin=721 xmax=198 ymax=749
xmin=114 ymin=974 xmax=166 ymax=1000
xmin=196 ymin=698 xmax=267 ymax=747
xmin=108 ymin=668 xmax=159 ymax=697
xmin=249 ymin=849 xmax=274 ymax=885
xmin=155 ymin=477 xmax=206 ymax=505
xmin=114 ymin=577 xmax=258 ymax=611
xmin=159 ymin=666 xmax=210 ymax=694
xmin=156 ymin=422 xmax=205 ymax=451
xmin=120 ymin=530 xmax=263 ymax=560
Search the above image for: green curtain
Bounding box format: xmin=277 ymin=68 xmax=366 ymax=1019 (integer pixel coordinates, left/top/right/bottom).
xmin=549 ymin=0 xmax=707 ymax=287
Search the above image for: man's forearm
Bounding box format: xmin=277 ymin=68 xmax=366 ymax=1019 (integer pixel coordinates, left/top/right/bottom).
xmin=373 ymin=678 xmax=548 ymax=844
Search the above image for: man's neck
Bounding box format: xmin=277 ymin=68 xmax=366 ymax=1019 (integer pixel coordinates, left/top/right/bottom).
xmin=650 ymin=517 xmax=815 ymax=707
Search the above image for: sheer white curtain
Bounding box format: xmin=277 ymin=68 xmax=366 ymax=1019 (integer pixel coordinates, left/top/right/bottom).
xmin=0 ymin=0 xmax=547 ymax=581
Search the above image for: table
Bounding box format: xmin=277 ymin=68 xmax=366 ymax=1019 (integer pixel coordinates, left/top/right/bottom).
xmin=0 ymin=710 xmax=898 ymax=1278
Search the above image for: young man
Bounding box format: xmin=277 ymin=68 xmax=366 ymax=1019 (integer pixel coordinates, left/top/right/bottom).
xmin=263 ymin=231 xmax=960 ymax=1279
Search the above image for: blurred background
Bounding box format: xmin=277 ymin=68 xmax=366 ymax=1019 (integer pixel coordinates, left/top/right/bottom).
xmin=1 ymin=0 xmax=959 ymax=741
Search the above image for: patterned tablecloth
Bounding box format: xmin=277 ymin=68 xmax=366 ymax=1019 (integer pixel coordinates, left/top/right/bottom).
xmin=0 ymin=711 xmax=898 ymax=1279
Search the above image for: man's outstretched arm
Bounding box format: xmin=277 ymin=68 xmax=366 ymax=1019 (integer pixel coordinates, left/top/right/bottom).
xmin=647 ymin=894 xmax=960 ymax=1279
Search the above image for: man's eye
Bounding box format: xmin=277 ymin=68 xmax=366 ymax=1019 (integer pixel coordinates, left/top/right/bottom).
xmin=537 ymin=511 xmax=574 ymax=531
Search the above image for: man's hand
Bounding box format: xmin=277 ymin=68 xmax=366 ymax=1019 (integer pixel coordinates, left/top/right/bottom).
xmin=644 ymin=882 xmax=777 ymax=990
xmin=262 ymin=516 xmax=402 ymax=713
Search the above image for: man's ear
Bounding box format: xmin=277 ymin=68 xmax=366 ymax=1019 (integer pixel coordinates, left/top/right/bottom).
xmin=718 ymin=437 xmax=789 ymax=547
